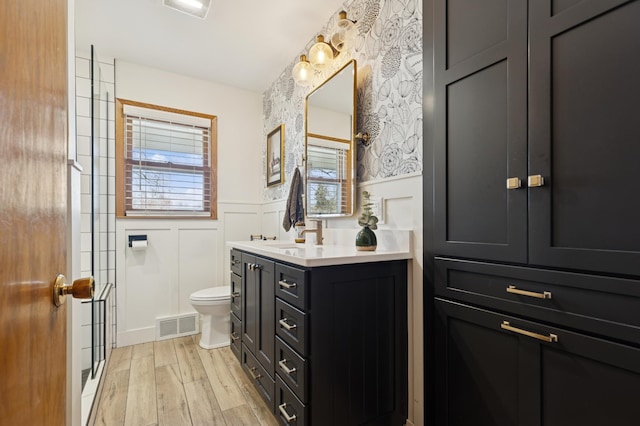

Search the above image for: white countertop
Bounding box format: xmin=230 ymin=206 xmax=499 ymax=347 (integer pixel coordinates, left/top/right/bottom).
xmin=227 ymin=230 xmax=412 ymax=267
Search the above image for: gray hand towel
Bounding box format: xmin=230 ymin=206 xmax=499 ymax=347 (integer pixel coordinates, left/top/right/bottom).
xmin=283 ymin=167 xmax=304 ymax=231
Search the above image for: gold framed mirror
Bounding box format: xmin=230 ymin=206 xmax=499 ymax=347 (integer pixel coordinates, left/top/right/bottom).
xmin=305 ymin=59 xmax=356 ymax=217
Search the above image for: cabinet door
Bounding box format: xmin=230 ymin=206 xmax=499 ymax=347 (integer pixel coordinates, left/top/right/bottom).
xmin=528 ymin=0 xmax=640 ymax=276
xmin=310 ymin=261 xmax=408 ymax=425
xmin=242 ymin=254 xmax=257 ymax=352
xmin=435 ymin=299 xmax=535 ymax=426
xmin=241 ymin=254 xmax=275 ymax=377
xmin=254 ymin=257 xmax=275 ymax=378
xmin=433 ymin=0 xmax=528 ymax=263
xmin=436 ymin=299 xmax=640 ymax=425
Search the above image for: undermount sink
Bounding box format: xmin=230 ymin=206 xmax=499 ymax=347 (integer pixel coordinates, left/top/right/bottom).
xmin=261 ymin=242 xmax=302 ymax=249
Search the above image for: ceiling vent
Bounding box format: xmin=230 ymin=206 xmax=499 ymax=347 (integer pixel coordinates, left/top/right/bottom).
xmin=163 ymin=0 xmax=211 ymax=19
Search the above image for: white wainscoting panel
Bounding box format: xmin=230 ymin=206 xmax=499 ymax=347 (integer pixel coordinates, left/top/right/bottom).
xmin=178 ymin=228 xmax=220 ymax=313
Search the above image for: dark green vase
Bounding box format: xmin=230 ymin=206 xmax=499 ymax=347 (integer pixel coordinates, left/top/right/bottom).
xmin=356 ymin=226 xmax=377 ymax=251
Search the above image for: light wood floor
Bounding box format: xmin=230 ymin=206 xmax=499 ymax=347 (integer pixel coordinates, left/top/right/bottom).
xmin=90 ymin=335 xmax=279 ymax=426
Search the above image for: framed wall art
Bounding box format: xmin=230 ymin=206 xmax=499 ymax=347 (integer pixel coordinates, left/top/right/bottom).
xmin=266 ymin=124 xmax=284 ymax=186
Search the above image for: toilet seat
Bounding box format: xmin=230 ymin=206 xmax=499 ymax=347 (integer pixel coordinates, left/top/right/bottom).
xmin=190 ymin=286 xmax=230 ymax=302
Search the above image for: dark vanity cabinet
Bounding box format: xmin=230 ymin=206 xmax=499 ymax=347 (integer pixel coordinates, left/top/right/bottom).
xmin=231 ymin=249 xmax=408 ymax=425
xmin=428 ymin=0 xmax=640 ymax=423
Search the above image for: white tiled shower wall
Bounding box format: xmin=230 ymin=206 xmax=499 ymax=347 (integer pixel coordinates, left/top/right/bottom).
xmin=75 ymin=51 xmax=116 ymax=371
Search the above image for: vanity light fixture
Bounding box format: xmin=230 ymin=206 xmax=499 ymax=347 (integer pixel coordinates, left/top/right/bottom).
xmin=331 ymin=11 xmax=357 ymax=52
xmin=308 ymin=35 xmax=335 ymax=70
xmin=292 ymin=10 xmax=358 ymax=86
xmin=163 ymin=0 xmax=211 ymax=19
xmin=292 ymin=55 xmax=313 ymax=87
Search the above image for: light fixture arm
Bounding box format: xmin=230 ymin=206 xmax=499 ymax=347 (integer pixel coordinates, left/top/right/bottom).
xmin=355 ymin=132 xmax=371 ymax=146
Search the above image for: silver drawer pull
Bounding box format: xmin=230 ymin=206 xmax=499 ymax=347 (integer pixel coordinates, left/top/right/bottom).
xmin=279 ymin=280 xmax=297 ymax=289
xmin=231 ymin=291 xmax=240 ymax=297
xmin=279 ymin=359 xmax=297 ymax=375
xmin=501 ymin=321 xmax=558 ymax=343
xmin=278 ymin=403 xmax=297 ymax=423
xmin=279 ymin=318 xmax=297 ymax=331
xmin=507 ymin=285 xmax=551 ymax=299
xmin=248 ymin=366 xmax=262 ymax=380
xmin=230 ymin=332 xmax=240 ymax=341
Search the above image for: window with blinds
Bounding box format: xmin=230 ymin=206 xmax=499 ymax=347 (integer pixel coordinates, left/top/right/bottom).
xmin=306 ymin=141 xmax=350 ymax=215
xmin=116 ymin=99 xmax=217 ymax=218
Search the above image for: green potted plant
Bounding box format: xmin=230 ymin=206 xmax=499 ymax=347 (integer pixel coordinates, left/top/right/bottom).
xmin=356 ymin=190 xmax=378 ymax=251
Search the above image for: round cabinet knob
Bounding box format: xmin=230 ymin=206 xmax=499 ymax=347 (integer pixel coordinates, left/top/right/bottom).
xmin=53 ymin=274 xmax=94 ymax=307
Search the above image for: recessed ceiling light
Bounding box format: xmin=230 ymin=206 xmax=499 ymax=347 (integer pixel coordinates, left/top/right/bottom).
xmin=163 ymin=0 xmax=211 ymax=19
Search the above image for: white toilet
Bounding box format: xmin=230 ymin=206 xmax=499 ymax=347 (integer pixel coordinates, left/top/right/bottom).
xmin=189 ymin=286 xmax=231 ymax=349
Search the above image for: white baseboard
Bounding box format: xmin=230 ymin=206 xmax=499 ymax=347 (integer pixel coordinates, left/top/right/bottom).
xmin=117 ymin=326 xmax=156 ymax=347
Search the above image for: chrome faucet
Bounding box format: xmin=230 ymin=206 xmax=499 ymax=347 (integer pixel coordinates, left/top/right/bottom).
xmin=301 ymin=219 xmax=323 ymax=245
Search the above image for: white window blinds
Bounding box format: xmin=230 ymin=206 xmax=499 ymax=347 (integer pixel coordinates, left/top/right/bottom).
xmin=124 ymin=106 xmax=212 ymax=215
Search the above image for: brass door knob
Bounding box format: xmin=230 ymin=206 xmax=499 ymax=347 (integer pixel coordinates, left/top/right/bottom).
xmin=53 ymin=274 xmax=94 ymax=307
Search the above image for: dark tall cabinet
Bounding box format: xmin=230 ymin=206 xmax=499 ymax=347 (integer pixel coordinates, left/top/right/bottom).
xmin=427 ymin=0 xmax=640 ymax=423
xmin=434 ymin=0 xmax=640 ymax=275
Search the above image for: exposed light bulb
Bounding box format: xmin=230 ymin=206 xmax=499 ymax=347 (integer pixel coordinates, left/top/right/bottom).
xmin=308 ymin=35 xmax=334 ymax=70
xmin=292 ymin=55 xmax=312 ymax=87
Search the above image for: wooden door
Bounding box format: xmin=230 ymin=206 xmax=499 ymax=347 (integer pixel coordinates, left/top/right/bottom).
xmin=528 ymin=0 xmax=640 ymax=276
xmin=433 ymin=0 xmax=528 ymax=263
xmin=0 ymin=0 xmax=69 ymax=424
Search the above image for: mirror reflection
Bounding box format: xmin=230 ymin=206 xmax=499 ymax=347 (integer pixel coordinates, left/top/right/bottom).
xmin=305 ymin=60 xmax=356 ymax=217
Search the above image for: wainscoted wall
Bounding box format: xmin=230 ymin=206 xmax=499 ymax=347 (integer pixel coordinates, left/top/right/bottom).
xmin=115 ymin=203 xmax=262 ymax=345
xmin=114 ymin=61 xmax=264 ymax=346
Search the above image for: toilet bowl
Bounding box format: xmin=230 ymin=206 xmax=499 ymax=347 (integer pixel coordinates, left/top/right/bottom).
xmin=189 ymin=286 xmax=231 ymax=349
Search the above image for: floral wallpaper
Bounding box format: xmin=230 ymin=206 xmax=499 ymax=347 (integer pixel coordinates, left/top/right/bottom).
xmin=263 ymin=0 xmax=422 ymax=201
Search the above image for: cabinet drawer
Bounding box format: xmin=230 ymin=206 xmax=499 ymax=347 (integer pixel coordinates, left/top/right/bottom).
xmin=276 ymin=375 xmax=307 ymax=426
xmin=436 ymin=298 xmax=640 ymax=425
xmin=230 ymin=313 xmax=241 ymax=361
xmin=276 ymin=299 xmax=308 ymax=356
xmin=275 ymin=336 xmax=307 ymax=403
xmin=276 ymin=263 xmax=308 ymax=310
xmin=242 ymin=343 xmax=275 ymax=412
xmin=230 ymin=272 xmax=242 ymax=319
xmin=435 ymin=257 xmax=640 ymax=345
xmin=230 ymin=249 xmax=242 ymax=276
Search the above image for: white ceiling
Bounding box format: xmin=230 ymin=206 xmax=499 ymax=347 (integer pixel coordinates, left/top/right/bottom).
xmin=75 ymin=0 xmax=348 ymax=93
